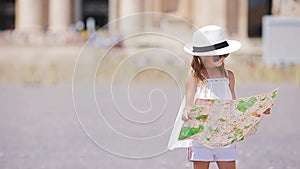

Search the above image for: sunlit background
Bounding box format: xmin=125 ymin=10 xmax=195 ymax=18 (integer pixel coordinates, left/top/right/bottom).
xmin=0 ymin=0 xmax=299 ymax=169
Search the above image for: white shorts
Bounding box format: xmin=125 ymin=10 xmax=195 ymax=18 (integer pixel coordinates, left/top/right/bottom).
xmin=188 ymin=144 xmax=237 ymax=162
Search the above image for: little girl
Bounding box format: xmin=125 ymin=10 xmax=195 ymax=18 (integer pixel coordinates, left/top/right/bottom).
xmin=168 ymin=25 xmax=242 ymax=169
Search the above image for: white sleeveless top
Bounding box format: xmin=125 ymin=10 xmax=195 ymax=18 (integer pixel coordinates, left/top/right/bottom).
xmin=167 ymin=77 xmax=233 ymax=150
xmin=195 ymin=78 xmax=232 ymax=100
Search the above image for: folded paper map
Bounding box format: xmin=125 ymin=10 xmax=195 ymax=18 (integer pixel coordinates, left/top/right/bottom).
xmin=169 ymin=89 xmax=278 ymax=149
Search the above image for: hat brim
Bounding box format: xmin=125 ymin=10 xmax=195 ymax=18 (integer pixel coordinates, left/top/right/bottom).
xmin=183 ymin=40 xmax=241 ymax=56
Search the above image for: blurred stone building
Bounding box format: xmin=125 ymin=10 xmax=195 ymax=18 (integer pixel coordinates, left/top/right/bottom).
xmin=1 ymin=0 xmax=300 ymax=85
xmin=0 ymin=0 xmax=300 ymax=40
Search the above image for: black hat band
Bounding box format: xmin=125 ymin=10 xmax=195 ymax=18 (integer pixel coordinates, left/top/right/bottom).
xmin=193 ymin=41 xmax=229 ymax=52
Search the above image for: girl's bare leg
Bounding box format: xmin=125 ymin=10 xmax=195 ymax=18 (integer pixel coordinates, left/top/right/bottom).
xmin=216 ymin=161 xmax=236 ymax=169
xmin=193 ymin=161 xmax=210 ymax=169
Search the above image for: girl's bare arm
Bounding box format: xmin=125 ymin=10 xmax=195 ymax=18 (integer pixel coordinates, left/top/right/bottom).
xmin=182 ymin=69 xmax=197 ymax=121
xmin=228 ymin=70 xmax=236 ymax=100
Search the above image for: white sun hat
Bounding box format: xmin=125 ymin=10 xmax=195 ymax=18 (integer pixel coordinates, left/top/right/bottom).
xmin=184 ymin=25 xmax=241 ymax=56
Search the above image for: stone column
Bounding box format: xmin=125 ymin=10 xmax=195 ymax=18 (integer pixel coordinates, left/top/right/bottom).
xmin=153 ymin=0 xmax=162 ymax=12
xmin=192 ymin=0 xmax=227 ymax=28
xmin=226 ymin=0 xmax=239 ymax=36
xmin=119 ymin=0 xmax=143 ymax=35
xmin=15 ymin=0 xmax=45 ymax=32
xmin=176 ymin=0 xmax=192 ymax=21
xmin=108 ymin=0 xmax=118 ymax=30
xmin=192 ymin=0 xmax=206 ymax=28
xmin=119 ymin=0 xmax=143 ymax=17
xmin=152 ymin=0 xmax=162 ymax=26
xmin=213 ymin=0 xmax=227 ymax=28
xmin=144 ymin=0 xmax=153 ymax=30
xmin=238 ymin=0 xmax=248 ymax=39
xmin=48 ymin=0 xmax=71 ymax=32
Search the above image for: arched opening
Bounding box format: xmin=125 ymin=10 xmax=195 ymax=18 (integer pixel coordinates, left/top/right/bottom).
xmin=0 ymin=0 xmax=15 ymax=30
xmin=248 ymin=0 xmax=272 ymax=37
xmin=82 ymin=0 xmax=109 ymax=29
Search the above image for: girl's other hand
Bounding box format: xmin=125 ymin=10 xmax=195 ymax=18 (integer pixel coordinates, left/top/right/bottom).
xmin=182 ymin=107 xmax=191 ymax=121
